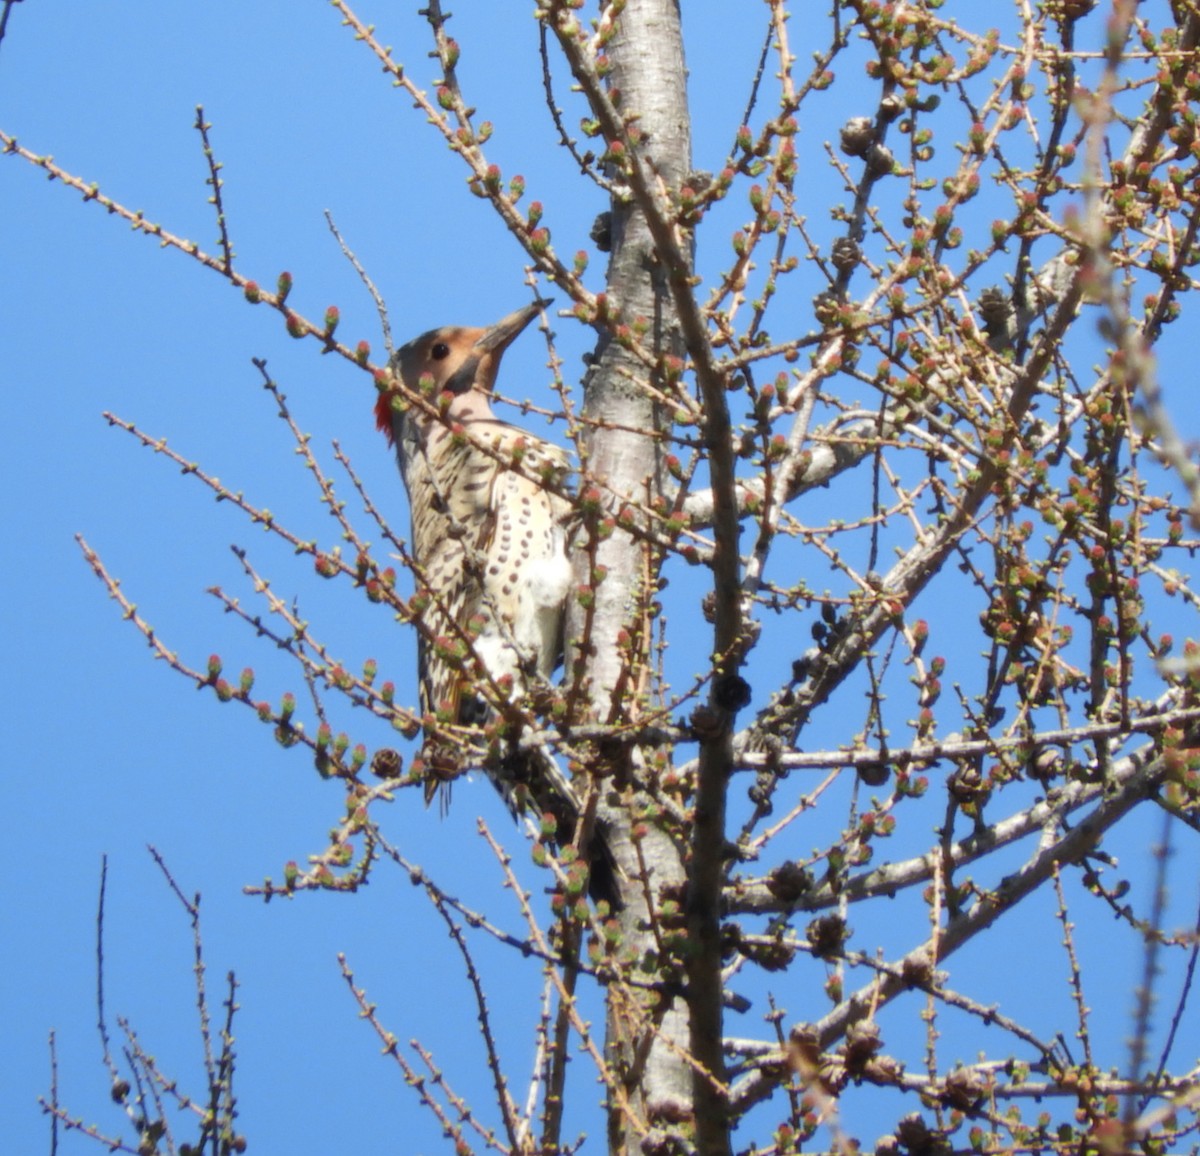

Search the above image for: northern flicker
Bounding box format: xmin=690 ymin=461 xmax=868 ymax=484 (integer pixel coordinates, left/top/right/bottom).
xmin=376 ymin=300 xmax=618 ymax=904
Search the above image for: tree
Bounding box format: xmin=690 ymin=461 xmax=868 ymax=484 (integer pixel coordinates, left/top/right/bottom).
xmin=7 ymin=1 xmax=1200 ymax=1153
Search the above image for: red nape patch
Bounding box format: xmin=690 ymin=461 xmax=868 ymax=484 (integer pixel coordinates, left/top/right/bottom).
xmin=374 ymin=393 xmax=396 ymax=444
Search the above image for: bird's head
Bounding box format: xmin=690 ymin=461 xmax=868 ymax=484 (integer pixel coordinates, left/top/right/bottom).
xmin=375 ymin=299 xmax=549 ymax=445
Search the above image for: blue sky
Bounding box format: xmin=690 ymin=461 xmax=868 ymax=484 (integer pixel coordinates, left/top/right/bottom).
xmin=2 ymin=7 xmax=763 ymax=1152
xmin=4 ymin=3 xmax=1199 ymax=1154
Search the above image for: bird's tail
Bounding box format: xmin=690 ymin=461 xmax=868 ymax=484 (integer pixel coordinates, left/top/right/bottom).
xmin=413 ymin=725 xmax=622 ymax=909
xmin=494 ymin=742 xmax=622 ymax=910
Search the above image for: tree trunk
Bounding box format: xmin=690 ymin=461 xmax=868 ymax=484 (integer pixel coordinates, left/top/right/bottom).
xmin=556 ymin=1 xmax=714 ymax=1153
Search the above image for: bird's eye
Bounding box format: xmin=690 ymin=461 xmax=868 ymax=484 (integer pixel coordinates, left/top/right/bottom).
xmin=431 ymin=342 xmax=451 ymax=361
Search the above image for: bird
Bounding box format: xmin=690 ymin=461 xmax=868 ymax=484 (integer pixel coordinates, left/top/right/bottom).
xmin=375 ymin=299 xmax=619 ymax=906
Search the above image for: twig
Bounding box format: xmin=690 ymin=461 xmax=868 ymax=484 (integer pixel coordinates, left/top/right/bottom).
xmin=538 ymin=21 xmax=614 ymax=190
xmin=425 ymin=876 xmax=526 ymax=1150
xmin=331 ymin=0 xmax=595 ymax=310
xmin=1144 ymin=887 xmax=1200 ymax=1109
xmin=1053 ymin=865 xmax=1093 ymax=1071
xmin=1124 ymin=808 xmax=1173 ymax=1126
xmin=474 ymin=819 xmax=646 ymax=1141
xmin=0 ymin=130 xmax=381 ymax=371
xmin=47 ymin=1030 xmax=59 ymax=1156
xmin=0 ymin=0 xmax=23 ymax=58
xmin=94 ymin=856 xmax=121 ymax=1093
xmin=146 ymin=846 xmax=215 ymax=1081
xmin=338 ymin=954 xmax=474 ymax=1150
xmin=323 ymin=209 xmax=393 ymax=358
xmin=193 ymin=105 xmax=234 ymax=274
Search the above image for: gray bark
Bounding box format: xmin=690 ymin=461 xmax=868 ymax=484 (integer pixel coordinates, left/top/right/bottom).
xmin=552 ymin=1 xmax=722 ymax=1152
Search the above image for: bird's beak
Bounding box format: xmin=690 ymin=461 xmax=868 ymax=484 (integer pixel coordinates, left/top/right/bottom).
xmin=445 ymin=299 xmax=551 ymax=395
xmin=474 ymin=299 xmax=552 ymax=355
